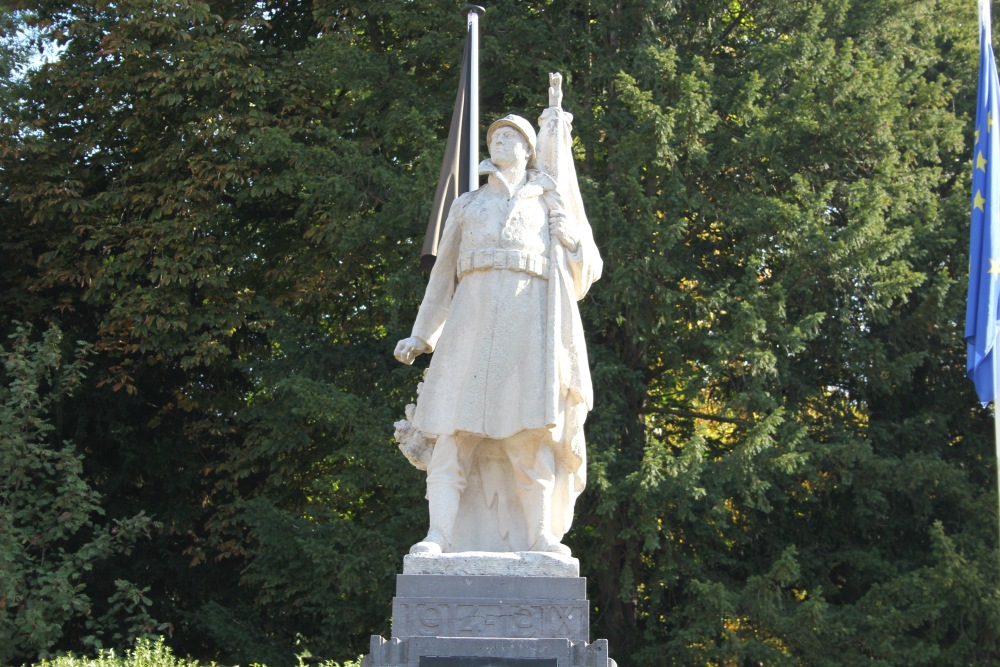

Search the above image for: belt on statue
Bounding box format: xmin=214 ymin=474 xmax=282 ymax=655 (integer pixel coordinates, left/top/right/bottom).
xmin=457 ymin=249 xmax=549 ymax=280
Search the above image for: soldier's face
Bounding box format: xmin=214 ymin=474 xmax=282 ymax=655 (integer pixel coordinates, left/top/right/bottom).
xmin=489 ymin=126 xmax=530 ymax=169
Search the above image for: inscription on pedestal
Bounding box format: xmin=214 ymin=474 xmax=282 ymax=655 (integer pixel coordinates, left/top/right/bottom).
xmin=369 ymin=574 xmax=608 ymax=666
xmin=396 ymin=601 xmax=587 ymax=640
xmin=420 ymin=658 xmax=557 ymax=667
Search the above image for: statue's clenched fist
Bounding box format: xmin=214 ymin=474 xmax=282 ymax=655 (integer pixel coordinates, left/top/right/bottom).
xmin=394 ymin=336 xmax=430 ymax=365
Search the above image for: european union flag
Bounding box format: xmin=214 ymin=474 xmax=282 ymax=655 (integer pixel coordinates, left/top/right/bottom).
xmin=966 ymin=5 xmax=1000 ymax=405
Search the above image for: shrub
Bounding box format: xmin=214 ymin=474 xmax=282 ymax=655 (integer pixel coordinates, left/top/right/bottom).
xmin=31 ymin=637 xmax=359 ymax=667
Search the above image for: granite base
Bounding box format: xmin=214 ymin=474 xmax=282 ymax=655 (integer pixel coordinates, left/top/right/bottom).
xmin=361 ymin=573 xmax=615 ymax=667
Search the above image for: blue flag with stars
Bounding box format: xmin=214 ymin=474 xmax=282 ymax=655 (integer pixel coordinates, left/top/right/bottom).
xmin=966 ymin=2 xmax=1000 ymax=405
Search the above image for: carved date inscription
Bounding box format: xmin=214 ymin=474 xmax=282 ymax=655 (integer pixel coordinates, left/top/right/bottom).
xmin=420 ymin=659 xmax=557 ymax=667
xmin=398 ymin=601 xmax=586 ymax=639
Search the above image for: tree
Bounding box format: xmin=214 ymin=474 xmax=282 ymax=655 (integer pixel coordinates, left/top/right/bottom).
xmin=520 ymin=1 xmax=999 ymax=664
xmin=1 ymin=7 xmax=30 ymax=117
xmin=0 ymin=323 xmax=158 ymax=661
xmin=0 ymin=0 xmax=997 ymax=665
xmin=1 ymin=1 xmax=457 ymax=662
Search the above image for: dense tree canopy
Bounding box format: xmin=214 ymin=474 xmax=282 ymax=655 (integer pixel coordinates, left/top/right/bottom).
xmin=1 ymin=0 xmax=998 ymax=665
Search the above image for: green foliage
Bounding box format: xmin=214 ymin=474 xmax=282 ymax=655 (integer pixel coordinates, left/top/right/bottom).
xmin=0 ymin=324 xmax=160 ymax=662
xmin=0 ymin=0 xmax=997 ymax=665
xmin=0 ymin=7 xmax=30 ymax=117
xmin=31 ymin=637 xmax=359 ymax=667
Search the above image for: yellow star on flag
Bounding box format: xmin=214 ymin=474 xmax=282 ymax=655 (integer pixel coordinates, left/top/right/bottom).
xmin=977 ymin=128 xmax=981 ymax=144
xmin=990 ymin=112 xmax=995 ymax=132
xmin=975 ymin=190 xmax=986 ymax=211
xmin=990 ymin=258 xmax=1000 ymax=275
xmin=978 ymin=150 xmax=988 ymax=172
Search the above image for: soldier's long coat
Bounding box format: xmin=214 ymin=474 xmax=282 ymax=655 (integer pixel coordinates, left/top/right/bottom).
xmin=410 ymin=109 xmax=601 ymax=539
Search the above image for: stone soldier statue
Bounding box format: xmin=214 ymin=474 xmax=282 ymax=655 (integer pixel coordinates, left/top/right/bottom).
xmin=395 ymin=73 xmax=601 ymax=557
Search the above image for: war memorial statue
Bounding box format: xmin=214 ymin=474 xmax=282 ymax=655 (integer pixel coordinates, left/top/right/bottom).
xmin=394 ymin=73 xmax=602 ymax=559
xmin=364 ymin=71 xmax=615 ymax=667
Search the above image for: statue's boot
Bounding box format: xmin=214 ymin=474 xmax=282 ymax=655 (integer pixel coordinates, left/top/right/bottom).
xmin=522 ymin=484 xmax=571 ymax=556
xmin=506 ymin=435 xmax=571 ymax=556
xmin=410 ymin=483 xmax=460 ymax=555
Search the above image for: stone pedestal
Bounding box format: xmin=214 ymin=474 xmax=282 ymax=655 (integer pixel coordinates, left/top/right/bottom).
xmin=362 ymin=554 xmax=615 ymax=667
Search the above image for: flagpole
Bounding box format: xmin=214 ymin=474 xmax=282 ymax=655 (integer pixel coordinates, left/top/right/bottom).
xmin=419 ymin=6 xmax=485 ymax=271
xmin=994 ymin=346 xmax=1000 ymax=558
xmin=980 ymin=0 xmax=1000 ymax=577
xmin=463 ymin=5 xmax=485 ymax=192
